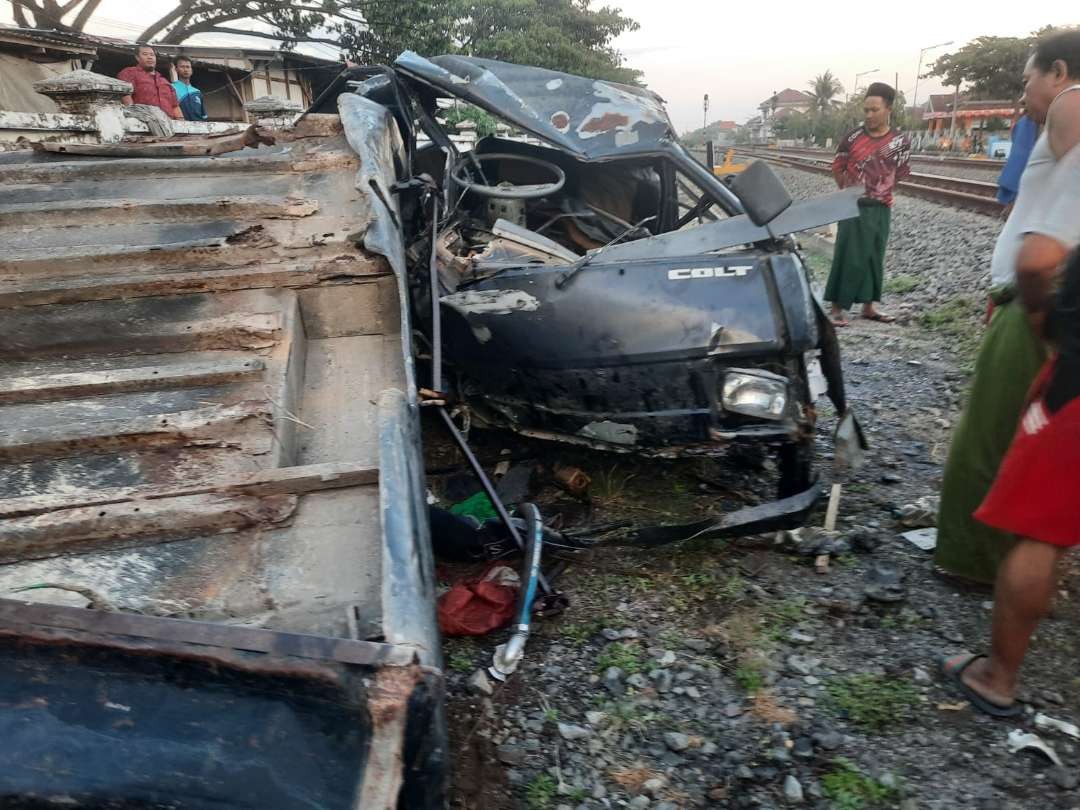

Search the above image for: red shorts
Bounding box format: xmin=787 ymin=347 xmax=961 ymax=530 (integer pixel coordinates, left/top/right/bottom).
xmin=975 ymin=358 xmax=1080 ymax=547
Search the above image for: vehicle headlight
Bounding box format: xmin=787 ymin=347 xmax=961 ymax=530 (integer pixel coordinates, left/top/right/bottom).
xmin=722 ymin=370 xmax=788 ymax=420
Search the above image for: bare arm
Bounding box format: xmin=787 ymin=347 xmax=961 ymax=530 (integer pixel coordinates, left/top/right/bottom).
xmin=1047 ymin=90 xmax=1080 ymax=159
xmin=122 ymin=95 xmax=133 ymax=106
xmin=1016 ymin=234 xmax=1068 ymax=338
xmin=1016 ymin=97 xmax=1080 ymax=336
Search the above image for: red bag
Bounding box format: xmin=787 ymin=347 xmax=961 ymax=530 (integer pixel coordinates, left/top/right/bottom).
xmin=437 ymin=566 xmax=519 ymax=636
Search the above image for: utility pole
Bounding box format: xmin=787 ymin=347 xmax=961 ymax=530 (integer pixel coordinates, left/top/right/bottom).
xmin=948 ymin=82 xmax=960 ymax=146
xmin=912 ymin=40 xmax=953 ymax=114
xmin=703 ymin=94 xmax=709 ymax=131
xmin=853 ymin=69 xmax=880 ymax=98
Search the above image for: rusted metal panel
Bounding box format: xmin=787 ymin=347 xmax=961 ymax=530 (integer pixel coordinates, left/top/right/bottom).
xmin=395 ymin=51 xmax=675 ymax=160
xmin=0 ymin=113 xmax=443 ymax=805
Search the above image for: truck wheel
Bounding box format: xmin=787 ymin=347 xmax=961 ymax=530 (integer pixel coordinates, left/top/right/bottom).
xmin=777 ymin=440 xmax=813 ymax=499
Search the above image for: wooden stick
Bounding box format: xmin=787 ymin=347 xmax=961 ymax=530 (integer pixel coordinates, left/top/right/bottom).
xmin=823 ymin=482 xmax=842 ymax=532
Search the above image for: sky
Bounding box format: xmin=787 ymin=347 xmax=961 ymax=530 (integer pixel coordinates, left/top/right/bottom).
xmin=3 ymin=0 xmax=1077 ymax=134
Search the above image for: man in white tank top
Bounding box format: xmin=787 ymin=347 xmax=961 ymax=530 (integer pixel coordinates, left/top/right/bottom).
xmin=940 ymin=29 xmax=1080 ymax=717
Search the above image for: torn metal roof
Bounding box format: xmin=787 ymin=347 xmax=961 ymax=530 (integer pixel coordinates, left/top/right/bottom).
xmin=394 ymin=51 xmax=676 ymax=161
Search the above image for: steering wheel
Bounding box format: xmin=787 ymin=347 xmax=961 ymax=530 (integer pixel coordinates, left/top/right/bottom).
xmin=450 ymin=152 xmax=566 ymax=200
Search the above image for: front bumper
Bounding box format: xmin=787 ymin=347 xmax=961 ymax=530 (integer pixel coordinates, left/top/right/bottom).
xmin=622 ymin=478 xmax=822 ymax=546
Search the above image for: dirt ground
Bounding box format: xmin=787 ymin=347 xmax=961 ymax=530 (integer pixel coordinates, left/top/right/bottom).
xmin=428 ymin=262 xmax=1079 ymax=810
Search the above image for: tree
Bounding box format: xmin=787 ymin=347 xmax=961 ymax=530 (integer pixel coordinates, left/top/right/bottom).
xmin=10 ymin=0 xmax=103 ymax=32
xmin=807 ymin=71 xmax=843 ymax=115
xmin=15 ymin=0 xmax=640 ymax=84
xmin=772 ymin=111 xmax=813 ymax=142
xmin=924 ymin=27 xmax=1060 ymax=102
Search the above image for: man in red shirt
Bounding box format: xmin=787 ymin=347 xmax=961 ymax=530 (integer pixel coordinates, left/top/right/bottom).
xmin=825 ymin=82 xmax=911 ymax=325
xmin=118 ymin=45 xmax=181 ymax=120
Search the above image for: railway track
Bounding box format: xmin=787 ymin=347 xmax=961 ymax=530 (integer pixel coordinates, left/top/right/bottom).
xmin=752 ymin=144 xmax=1004 ymax=172
xmin=732 ymin=149 xmax=1003 ymax=216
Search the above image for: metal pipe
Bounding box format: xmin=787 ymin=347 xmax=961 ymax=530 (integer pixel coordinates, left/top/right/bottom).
xmin=490 ymin=502 xmax=544 ymax=680
xmin=437 ymin=407 xmax=552 ymax=595
xmin=429 ymin=196 xmax=442 ymax=394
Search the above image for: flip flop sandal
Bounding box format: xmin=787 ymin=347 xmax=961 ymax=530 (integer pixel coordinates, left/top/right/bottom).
xmin=831 ymin=318 xmax=850 ymax=328
xmin=862 ymin=312 xmax=895 ymax=323
xmin=938 ymin=654 xmax=1023 ymax=718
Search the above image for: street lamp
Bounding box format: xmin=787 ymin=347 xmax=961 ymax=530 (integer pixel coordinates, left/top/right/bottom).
xmin=911 ymin=40 xmax=953 ymax=113
xmin=853 ymin=69 xmax=880 ymax=98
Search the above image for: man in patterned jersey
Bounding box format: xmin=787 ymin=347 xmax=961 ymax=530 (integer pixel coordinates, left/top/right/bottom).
xmin=825 ymin=82 xmax=911 ymax=326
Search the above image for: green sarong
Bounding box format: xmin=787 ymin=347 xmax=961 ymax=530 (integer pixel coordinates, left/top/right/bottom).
xmin=825 ymin=200 xmax=891 ymax=310
xmin=935 ymin=299 xmax=1047 ymax=584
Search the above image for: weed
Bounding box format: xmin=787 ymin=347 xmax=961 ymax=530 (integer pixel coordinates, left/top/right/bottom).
xmin=592 ymin=464 xmax=636 ymax=503
xmin=560 ymin=620 xmax=604 ymax=646
xmin=525 ymin=774 xmax=557 ymax=810
xmin=681 ymin=572 xmax=715 ymax=590
xmin=596 ymin=642 xmax=643 ymax=675
xmin=735 ymin=664 xmax=764 ymax=693
xmin=884 ymin=274 xmax=920 ymax=294
xmin=678 ymin=571 xmax=746 ymax=604
xmin=565 ymin=786 xmax=590 ymax=803
xmin=764 ymin=596 xmax=808 ymax=641
xmin=447 ymin=650 xmax=473 ymax=673
xmin=821 ymin=758 xmax=899 ymax=809
xmin=825 ymin=674 xmax=920 ymax=731
xmin=608 ymin=700 xmax=670 ymax=734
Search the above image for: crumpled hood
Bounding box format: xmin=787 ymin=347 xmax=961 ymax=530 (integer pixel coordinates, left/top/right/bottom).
xmin=394 ymin=51 xmax=676 ymax=161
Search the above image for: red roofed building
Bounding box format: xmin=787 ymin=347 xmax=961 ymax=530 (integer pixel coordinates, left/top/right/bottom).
xmin=918 ymin=93 xmax=1018 ymax=137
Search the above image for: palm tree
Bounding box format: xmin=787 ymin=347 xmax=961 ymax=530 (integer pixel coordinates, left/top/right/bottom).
xmin=807 ymin=71 xmax=844 ymax=115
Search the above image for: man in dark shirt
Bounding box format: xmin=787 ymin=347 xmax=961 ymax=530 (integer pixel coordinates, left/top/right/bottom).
xmin=118 ymin=45 xmax=181 ymax=120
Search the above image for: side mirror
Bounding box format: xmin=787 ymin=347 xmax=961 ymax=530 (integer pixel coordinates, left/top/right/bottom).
xmin=726 ymin=159 xmax=793 ymax=227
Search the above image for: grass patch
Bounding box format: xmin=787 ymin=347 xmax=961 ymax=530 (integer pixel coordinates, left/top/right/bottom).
xmin=920 ymin=297 xmax=973 ymax=334
xmin=763 ymin=596 xmax=808 ymax=642
xmin=802 ymin=252 xmax=831 ymax=283
xmin=607 ymin=700 xmax=670 ymax=735
xmin=919 ymin=297 xmax=981 ymax=370
xmin=596 ymin=642 xmax=643 ymax=675
xmin=564 ymin=786 xmax=590 ymax=803
xmin=825 ymin=674 xmax=920 ymax=731
xmin=884 ymin=274 xmax=920 ymax=294
xmin=525 ymin=774 xmax=557 ymax=810
xmin=559 ymin=619 xmax=605 ymax=646
xmin=446 ymin=650 xmax=474 ymax=673
xmin=821 ymin=758 xmax=900 ymax=809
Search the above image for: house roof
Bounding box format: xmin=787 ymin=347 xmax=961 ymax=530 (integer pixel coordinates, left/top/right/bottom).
xmin=922 ymin=96 xmax=1018 ymax=120
xmin=716 ymin=120 xmax=737 ymax=130
xmin=0 ymin=25 xmax=339 ymax=68
xmin=924 ymin=93 xmax=958 ymax=112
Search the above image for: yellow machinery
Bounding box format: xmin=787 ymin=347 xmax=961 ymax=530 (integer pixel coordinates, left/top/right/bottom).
xmin=712 ymin=148 xmax=748 ymax=176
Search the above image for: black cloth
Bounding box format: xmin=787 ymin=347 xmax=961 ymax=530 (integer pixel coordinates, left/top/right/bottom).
xmin=1046 ymin=250 xmax=1080 ymax=414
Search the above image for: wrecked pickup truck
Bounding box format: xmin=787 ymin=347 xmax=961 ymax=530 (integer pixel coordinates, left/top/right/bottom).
xmin=352 ymin=53 xmax=861 ymax=520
